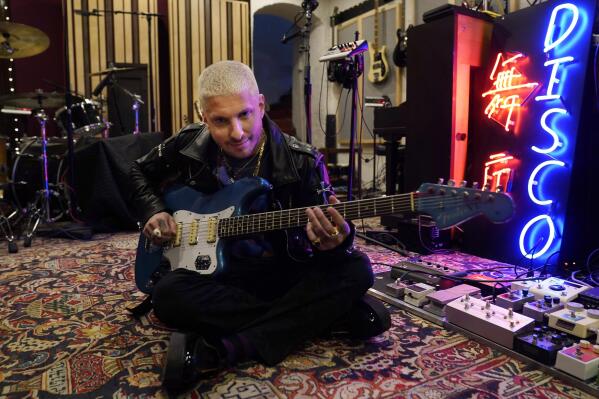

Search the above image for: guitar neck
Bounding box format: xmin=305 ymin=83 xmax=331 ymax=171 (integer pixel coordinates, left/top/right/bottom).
xmin=373 ymin=0 xmax=380 ymax=51
xmin=218 ymin=191 xmax=417 ymax=238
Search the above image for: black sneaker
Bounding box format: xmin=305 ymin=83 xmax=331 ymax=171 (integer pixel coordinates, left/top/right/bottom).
xmin=330 ymin=295 xmax=391 ymax=339
xmin=162 ymin=332 xmax=225 ymax=397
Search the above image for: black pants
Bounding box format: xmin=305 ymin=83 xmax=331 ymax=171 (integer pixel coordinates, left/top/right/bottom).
xmin=151 ymin=250 xmax=373 ymax=365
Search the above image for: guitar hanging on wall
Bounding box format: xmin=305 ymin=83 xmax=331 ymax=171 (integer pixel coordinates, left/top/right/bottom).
xmin=134 ymin=177 xmax=515 ymax=293
xmin=367 ymin=0 xmax=389 ymax=84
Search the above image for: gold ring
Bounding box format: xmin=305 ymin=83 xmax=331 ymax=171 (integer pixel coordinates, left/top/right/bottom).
xmin=152 ymin=228 xmax=162 ymax=238
xmin=330 ymin=226 xmax=339 ymax=237
xmin=311 ymin=237 xmax=321 ymax=246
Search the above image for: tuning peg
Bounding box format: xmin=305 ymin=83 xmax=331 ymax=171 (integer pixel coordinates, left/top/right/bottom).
xmin=472 ymin=182 xmax=479 ymax=189
xmin=460 ymin=180 xmax=467 ymax=187
xmin=437 ymin=178 xmax=445 ymax=185
xmin=448 ymin=179 xmax=455 ymax=187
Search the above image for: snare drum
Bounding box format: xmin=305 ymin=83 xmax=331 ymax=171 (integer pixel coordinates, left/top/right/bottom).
xmin=55 ymin=99 xmax=105 ymax=137
xmin=9 ymin=137 xmax=67 ymax=219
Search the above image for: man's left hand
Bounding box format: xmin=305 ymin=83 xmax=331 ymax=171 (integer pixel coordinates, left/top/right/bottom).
xmin=305 ymin=195 xmax=350 ymax=251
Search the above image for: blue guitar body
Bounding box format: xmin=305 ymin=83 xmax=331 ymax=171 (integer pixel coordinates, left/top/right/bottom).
xmin=135 ymin=177 xmax=272 ymax=294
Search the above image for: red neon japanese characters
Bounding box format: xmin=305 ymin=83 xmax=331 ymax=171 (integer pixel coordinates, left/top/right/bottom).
xmin=483 ymin=152 xmax=516 ymax=192
xmin=482 ymin=52 xmax=539 ymax=132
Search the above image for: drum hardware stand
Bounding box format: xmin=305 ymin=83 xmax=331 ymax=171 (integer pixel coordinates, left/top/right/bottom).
xmin=0 ymin=202 xmax=19 ymax=253
xmin=20 ymin=105 xmax=67 ymax=247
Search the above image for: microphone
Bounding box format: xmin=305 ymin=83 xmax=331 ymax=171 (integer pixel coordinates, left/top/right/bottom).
xmin=92 ymin=71 xmax=114 ymax=97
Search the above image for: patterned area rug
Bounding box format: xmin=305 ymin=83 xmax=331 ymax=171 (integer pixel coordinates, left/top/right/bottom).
xmin=0 ymin=232 xmax=594 ymax=398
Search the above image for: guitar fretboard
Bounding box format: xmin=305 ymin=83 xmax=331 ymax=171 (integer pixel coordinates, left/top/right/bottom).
xmin=217 ymin=192 xmax=417 ymax=237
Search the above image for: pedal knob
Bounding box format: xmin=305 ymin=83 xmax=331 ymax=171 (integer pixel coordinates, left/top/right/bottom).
xmin=522 ymin=289 xmax=529 ymax=297
xmin=551 ymin=334 xmax=562 ymax=344
xmin=580 ymin=340 xmax=591 ymax=349
xmin=508 ymin=308 xmax=514 ymax=318
xmin=552 ymin=297 xmax=561 ymax=305
xmin=544 ymin=295 xmax=552 ymax=305
xmin=587 ymin=309 xmax=599 ymax=319
xmin=566 ymin=302 xmax=584 ymax=312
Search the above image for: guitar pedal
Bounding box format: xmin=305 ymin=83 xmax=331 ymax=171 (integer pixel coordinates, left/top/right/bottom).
xmin=555 ymin=340 xmax=599 ymax=380
xmin=547 ymin=302 xmax=599 ymax=338
xmin=445 ymin=295 xmax=535 ymax=348
xmin=385 ymin=279 xmax=409 ymax=298
xmin=515 ymin=326 xmax=576 ymax=365
xmin=424 ymin=284 xmax=481 ymax=317
xmin=522 ymin=295 xmax=564 ymax=322
xmin=403 ymin=283 xmax=435 ymax=307
xmin=529 ymin=277 xmax=590 ymax=303
xmin=495 ymin=289 xmax=535 ymax=311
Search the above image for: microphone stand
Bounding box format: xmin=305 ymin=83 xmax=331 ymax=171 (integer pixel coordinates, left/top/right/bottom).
xmin=346 ymin=32 xmax=364 ymax=201
xmin=281 ymin=1 xmax=318 ymax=145
xmin=74 ymin=8 xmax=162 ymax=132
xmin=301 ymin=3 xmax=315 ymax=145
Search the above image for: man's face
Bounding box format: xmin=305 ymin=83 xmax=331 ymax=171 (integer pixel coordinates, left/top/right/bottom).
xmin=202 ymin=90 xmax=265 ymax=159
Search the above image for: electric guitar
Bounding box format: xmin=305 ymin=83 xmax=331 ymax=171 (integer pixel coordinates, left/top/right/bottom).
xmin=367 ymin=0 xmax=389 ymax=84
xmin=134 ymin=177 xmax=514 ymax=294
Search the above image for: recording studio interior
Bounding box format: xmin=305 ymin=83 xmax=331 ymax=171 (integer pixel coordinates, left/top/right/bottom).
xmin=3 ymin=0 xmax=599 ymax=397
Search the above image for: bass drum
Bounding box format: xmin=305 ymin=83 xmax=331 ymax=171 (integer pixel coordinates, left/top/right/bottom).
xmin=9 ymin=137 xmax=68 ymax=221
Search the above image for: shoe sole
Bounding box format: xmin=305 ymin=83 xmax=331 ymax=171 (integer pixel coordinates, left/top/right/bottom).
xmin=162 ymin=332 xmax=187 ymax=393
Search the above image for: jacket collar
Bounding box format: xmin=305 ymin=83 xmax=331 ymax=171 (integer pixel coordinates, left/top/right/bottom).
xmin=179 ymin=115 xmax=301 ymax=187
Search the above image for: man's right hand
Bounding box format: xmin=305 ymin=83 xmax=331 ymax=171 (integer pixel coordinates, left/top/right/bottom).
xmin=143 ymin=212 xmax=177 ymax=245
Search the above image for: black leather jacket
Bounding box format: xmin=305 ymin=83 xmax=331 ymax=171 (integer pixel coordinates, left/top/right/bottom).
xmin=129 ymin=116 xmax=354 ymax=258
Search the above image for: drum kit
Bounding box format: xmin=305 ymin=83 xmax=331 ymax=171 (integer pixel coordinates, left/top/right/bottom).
xmin=0 ymin=21 xmax=143 ymax=253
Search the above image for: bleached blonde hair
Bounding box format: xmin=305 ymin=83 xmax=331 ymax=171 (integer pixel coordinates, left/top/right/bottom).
xmin=198 ymin=61 xmax=259 ymax=110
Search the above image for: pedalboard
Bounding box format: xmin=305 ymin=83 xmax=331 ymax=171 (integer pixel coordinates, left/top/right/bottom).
xmin=404 ymin=282 xmax=435 ymax=307
xmin=391 ymin=259 xmax=458 ymax=286
xmin=514 ymin=326 xmax=576 ymax=365
xmin=445 ymin=294 xmax=535 ymax=348
xmin=555 ymin=340 xmax=599 ymax=380
xmin=529 ymin=277 xmax=590 ymax=303
xmin=522 ymin=295 xmax=565 ymax=322
xmin=424 ymin=284 xmax=481 ymax=317
xmin=547 ymin=302 xmax=599 ymax=338
xmin=495 ymin=289 xmax=536 ymax=311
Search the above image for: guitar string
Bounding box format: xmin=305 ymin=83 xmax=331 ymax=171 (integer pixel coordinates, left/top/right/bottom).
xmin=174 ymin=195 xmax=499 ymax=233
xmin=170 ymin=195 xmax=501 ymax=240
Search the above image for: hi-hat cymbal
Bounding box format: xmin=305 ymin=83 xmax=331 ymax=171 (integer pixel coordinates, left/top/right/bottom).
xmin=89 ymin=66 xmax=143 ymax=76
xmin=0 ymin=22 xmax=50 ymax=59
xmin=0 ymin=90 xmax=66 ymax=109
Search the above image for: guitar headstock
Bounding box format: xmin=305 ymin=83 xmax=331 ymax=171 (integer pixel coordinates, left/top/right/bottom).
xmin=416 ymin=181 xmax=514 ymax=229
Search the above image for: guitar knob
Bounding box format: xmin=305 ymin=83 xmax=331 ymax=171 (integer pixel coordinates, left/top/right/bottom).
xmin=460 ymin=180 xmax=467 ymax=187
xmin=437 ymin=178 xmax=445 ymax=185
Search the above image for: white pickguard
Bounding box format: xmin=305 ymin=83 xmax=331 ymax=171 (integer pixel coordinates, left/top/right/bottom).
xmin=163 ymin=207 xmax=235 ymax=275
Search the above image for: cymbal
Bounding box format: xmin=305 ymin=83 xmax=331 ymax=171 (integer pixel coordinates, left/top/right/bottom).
xmin=89 ymin=66 xmax=143 ymax=76
xmin=0 ymin=22 xmax=50 ymax=59
xmin=0 ymin=90 xmax=66 ymax=109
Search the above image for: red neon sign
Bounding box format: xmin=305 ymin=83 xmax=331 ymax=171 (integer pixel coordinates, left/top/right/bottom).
xmin=482 ymin=52 xmax=539 ymax=132
xmin=483 ymin=152 xmax=517 ymax=192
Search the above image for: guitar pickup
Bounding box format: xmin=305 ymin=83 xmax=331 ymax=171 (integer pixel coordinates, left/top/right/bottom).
xmin=207 ymin=217 xmax=217 ymax=244
xmin=173 ymin=222 xmax=183 ymax=247
xmin=188 ymin=220 xmax=199 ymax=245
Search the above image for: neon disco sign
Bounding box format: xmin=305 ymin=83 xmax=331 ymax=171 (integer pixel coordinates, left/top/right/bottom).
xmin=518 ymin=3 xmax=582 ymax=259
